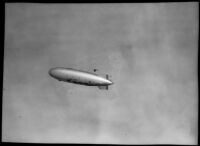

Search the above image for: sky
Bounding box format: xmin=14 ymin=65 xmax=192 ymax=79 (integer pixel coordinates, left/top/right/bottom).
xmin=3 ymin=3 xmax=198 ymax=144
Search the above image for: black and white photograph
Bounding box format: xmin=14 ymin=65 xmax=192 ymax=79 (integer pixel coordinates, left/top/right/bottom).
xmin=2 ymin=3 xmax=198 ymax=144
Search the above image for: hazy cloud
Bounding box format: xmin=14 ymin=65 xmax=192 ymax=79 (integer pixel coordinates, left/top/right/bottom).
xmin=3 ymin=3 xmax=198 ymax=144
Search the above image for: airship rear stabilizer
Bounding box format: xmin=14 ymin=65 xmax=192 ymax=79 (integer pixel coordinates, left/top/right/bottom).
xmin=98 ymin=74 xmax=110 ymax=90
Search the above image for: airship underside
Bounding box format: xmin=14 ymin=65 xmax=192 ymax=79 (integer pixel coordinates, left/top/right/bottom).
xmin=49 ymin=67 xmax=113 ymax=90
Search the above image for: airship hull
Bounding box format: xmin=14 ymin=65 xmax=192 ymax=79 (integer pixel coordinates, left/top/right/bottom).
xmin=49 ymin=68 xmax=113 ymax=88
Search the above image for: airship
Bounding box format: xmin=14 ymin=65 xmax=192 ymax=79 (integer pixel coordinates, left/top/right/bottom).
xmin=49 ymin=67 xmax=113 ymax=90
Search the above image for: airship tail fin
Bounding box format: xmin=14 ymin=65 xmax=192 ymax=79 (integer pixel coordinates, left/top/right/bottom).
xmin=106 ymin=74 xmax=109 ymax=79
xmin=98 ymin=85 xmax=108 ymax=90
xmin=98 ymin=74 xmax=110 ymax=90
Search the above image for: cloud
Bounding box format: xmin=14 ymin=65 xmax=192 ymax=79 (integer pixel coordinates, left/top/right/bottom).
xmin=3 ymin=3 xmax=198 ymax=144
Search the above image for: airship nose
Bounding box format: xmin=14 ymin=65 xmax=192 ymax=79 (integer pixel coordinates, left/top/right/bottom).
xmin=48 ymin=68 xmax=56 ymax=77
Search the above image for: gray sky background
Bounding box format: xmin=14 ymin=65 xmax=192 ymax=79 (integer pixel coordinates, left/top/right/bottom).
xmin=3 ymin=3 xmax=198 ymax=144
